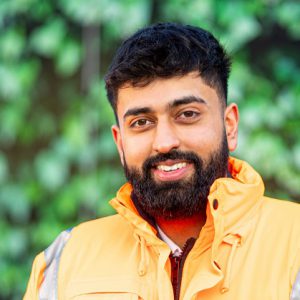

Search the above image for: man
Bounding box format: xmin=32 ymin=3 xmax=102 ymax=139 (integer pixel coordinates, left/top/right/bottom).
xmin=24 ymin=23 xmax=300 ymax=300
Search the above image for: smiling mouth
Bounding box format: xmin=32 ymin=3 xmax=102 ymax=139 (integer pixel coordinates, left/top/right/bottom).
xmin=156 ymin=162 xmax=187 ymax=172
xmin=152 ymin=159 xmax=192 ymax=180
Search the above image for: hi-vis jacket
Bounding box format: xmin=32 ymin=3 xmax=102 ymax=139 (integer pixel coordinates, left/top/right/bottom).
xmin=24 ymin=157 xmax=300 ymax=300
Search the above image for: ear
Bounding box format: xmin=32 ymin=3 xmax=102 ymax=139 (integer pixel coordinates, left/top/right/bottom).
xmin=224 ymin=103 xmax=239 ymax=152
xmin=111 ymin=125 xmax=125 ymax=166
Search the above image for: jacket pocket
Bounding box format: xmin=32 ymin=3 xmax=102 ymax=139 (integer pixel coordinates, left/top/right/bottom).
xmin=66 ymin=277 xmax=146 ymax=300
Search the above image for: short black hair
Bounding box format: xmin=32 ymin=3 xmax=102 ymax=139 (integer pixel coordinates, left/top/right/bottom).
xmin=105 ymin=22 xmax=231 ymax=116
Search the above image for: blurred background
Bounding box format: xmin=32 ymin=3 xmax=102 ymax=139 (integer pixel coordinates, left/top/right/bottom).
xmin=0 ymin=0 xmax=300 ymax=298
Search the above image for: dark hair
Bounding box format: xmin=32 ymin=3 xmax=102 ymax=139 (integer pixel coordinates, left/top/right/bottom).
xmin=105 ymin=22 xmax=231 ymax=116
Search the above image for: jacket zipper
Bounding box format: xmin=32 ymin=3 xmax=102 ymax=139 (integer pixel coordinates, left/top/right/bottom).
xmin=170 ymin=238 xmax=196 ymax=300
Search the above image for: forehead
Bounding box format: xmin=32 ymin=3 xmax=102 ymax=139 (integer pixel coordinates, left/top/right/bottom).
xmin=116 ymin=72 xmax=220 ymax=120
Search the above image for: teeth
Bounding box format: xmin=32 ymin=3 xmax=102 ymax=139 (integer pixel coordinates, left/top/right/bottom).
xmin=157 ymin=162 xmax=187 ymax=172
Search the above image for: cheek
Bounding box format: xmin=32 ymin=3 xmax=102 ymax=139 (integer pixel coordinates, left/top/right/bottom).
xmin=122 ymin=135 xmax=153 ymax=167
xmin=179 ymin=123 xmax=224 ymax=155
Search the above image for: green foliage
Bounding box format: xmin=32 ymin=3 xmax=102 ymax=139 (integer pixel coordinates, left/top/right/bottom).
xmin=0 ymin=0 xmax=300 ymax=298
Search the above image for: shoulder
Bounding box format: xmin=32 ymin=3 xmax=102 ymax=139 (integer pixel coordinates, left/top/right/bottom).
xmin=261 ymin=197 xmax=300 ymax=221
xmin=61 ymin=214 xmax=137 ymax=256
xmin=44 ymin=215 xmax=124 ymax=254
xmin=259 ymin=197 xmax=300 ymax=255
xmin=40 ymin=214 xmax=130 ymax=268
xmin=75 ymin=213 xmax=126 ymax=231
xmin=254 ymin=197 xmax=300 ymax=249
xmin=71 ymin=213 xmax=131 ymax=240
xmin=24 ymin=215 xmax=131 ymax=299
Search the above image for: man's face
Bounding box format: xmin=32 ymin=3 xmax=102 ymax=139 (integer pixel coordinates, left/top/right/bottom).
xmin=112 ymin=72 xmax=238 ymax=219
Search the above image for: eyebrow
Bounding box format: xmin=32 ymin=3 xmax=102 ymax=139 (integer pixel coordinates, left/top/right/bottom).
xmin=123 ymin=96 xmax=207 ymax=121
xmin=170 ymin=96 xmax=207 ymax=108
xmin=123 ymin=107 xmax=154 ymax=120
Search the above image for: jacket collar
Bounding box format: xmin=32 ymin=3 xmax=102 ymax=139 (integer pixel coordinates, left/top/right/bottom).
xmin=207 ymin=157 xmax=264 ymax=243
xmin=110 ymin=157 xmax=265 ymax=244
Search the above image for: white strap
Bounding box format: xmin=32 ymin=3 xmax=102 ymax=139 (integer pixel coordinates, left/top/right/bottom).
xmin=291 ymin=269 xmax=300 ymax=300
xmin=39 ymin=229 xmax=72 ymax=300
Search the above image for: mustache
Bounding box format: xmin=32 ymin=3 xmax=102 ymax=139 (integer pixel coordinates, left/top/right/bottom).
xmin=142 ymin=150 xmax=203 ymax=172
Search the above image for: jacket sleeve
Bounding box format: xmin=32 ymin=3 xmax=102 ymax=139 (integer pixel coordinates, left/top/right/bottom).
xmin=290 ymin=238 xmax=300 ymax=300
xmin=23 ymin=252 xmax=47 ymax=300
xmin=23 ymin=229 xmax=73 ymax=300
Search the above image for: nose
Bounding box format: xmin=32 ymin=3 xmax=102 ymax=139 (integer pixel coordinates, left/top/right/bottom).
xmin=152 ymin=120 xmax=180 ymax=154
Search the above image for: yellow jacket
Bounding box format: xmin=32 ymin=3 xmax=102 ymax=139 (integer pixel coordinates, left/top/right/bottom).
xmin=24 ymin=157 xmax=300 ymax=299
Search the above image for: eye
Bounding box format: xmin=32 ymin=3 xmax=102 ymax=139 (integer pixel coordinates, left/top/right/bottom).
xmin=130 ymin=118 xmax=153 ymax=128
xmin=177 ymin=110 xmax=200 ymax=121
xmin=182 ymin=111 xmax=198 ymax=118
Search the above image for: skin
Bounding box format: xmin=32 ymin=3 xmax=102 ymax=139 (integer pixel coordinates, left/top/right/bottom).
xmin=112 ymin=71 xmax=239 ymax=247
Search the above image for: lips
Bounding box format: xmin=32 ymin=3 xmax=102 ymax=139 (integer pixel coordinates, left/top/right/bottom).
xmin=152 ymin=160 xmax=192 ymax=181
xmin=156 ymin=162 xmax=187 ymax=172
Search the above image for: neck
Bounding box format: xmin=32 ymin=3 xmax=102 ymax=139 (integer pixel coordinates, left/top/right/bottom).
xmin=156 ymin=211 xmax=206 ymax=248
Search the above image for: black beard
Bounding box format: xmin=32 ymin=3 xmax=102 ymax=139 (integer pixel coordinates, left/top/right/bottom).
xmin=123 ymin=134 xmax=229 ymax=220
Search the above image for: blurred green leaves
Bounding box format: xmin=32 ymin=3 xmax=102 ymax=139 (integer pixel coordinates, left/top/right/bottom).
xmin=0 ymin=27 xmax=25 ymax=61
xmin=275 ymin=1 xmax=300 ymax=38
xmin=35 ymin=150 xmax=69 ymax=191
xmin=56 ymin=39 xmax=82 ymax=76
xmin=30 ymin=18 xmax=67 ymax=57
xmin=0 ymin=0 xmax=300 ymax=299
